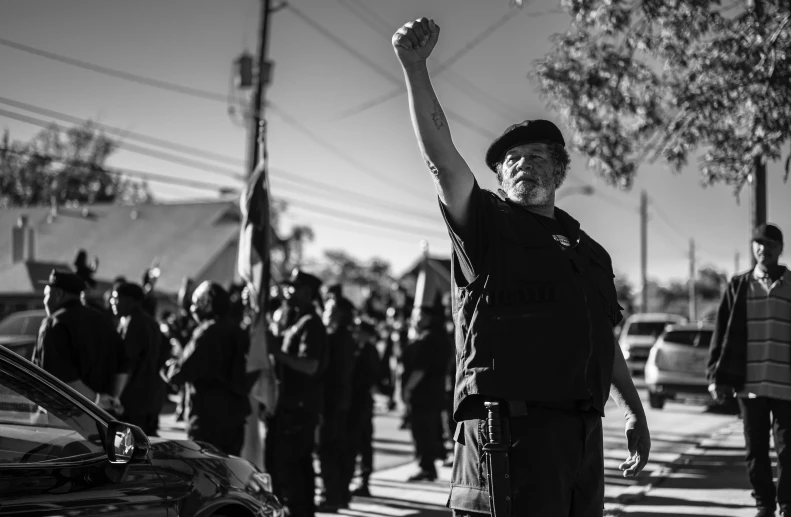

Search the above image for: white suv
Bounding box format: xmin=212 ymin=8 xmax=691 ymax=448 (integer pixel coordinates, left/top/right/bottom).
xmin=618 ymin=313 xmax=688 ymax=374
xmin=644 ymin=322 xmax=714 ymax=409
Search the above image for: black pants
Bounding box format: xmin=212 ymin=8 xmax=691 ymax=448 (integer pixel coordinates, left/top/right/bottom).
xmin=318 ymin=408 xmax=349 ymax=506
xmin=411 ymin=407 xmax=444 ymax=474
xmin=738 ymin=397 xmax=791 ymax=509
xmin=450 ymin=408 xmax=604 ymax=517
xmin=342 ymin=402 xmax=374 ymax=495
xmin=189 ymin=424 xmax=244 ymax=456
xmin=265 ymin=409 xmax=318 ymax=517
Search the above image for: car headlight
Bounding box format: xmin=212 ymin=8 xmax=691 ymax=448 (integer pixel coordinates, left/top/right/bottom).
xmin=247 ymin=471 xmax=273 ymax=495
xmin=621 ymin=344 xmax=631 ymax=360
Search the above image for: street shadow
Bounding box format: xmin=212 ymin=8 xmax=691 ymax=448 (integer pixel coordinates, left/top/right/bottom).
xmin=327 ymin=496 xmax=452 ymax=516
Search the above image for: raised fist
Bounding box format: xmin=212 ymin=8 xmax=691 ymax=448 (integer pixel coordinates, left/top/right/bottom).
xmin=392 ymin=17 xmax=440 ymax=66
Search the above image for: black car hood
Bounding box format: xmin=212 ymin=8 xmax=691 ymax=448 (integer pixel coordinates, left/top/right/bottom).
xmin=148 ymin=437 xmax=232 ymax=460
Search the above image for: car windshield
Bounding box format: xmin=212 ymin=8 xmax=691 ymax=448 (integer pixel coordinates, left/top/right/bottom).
xmin=0 ymin=313 xmax=45 ymax=336
xmin=627 ymin=321 xmax=671 ymax=337
xmin=663 ymin=330 xmax=713 ymax=347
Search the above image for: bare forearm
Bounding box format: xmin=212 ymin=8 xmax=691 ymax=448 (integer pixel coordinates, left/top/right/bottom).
xmin=111 ymin=373 xmax=129 ymax=399
xmin=610 ymin=338 xmax=646 ymax=421
xmin=402 ymin=61 xmax=458 ymax=169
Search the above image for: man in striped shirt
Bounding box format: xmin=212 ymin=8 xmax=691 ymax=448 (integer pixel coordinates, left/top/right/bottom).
xmin=708 ymin=223 xmax=791 ymax=517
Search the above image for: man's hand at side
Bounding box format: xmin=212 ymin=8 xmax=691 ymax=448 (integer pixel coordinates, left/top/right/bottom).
xmin=619 ymin=415 xmax=651 ymax=477
xmin=708 ymin=383 xmax=735 ymax=404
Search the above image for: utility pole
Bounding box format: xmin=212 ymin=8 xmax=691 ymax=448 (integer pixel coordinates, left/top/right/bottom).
xmin=734 ymin=251 xmax=740 ymax=276
xmin=750 ymin=158 xmax=767 ymax=267
xmin=640 ymin=190 xmax=648 ymax=313
xmin=688 ymin=239 xmax=697 ymax=321
xmin=246 ymin=0 xmax=274 ymax=178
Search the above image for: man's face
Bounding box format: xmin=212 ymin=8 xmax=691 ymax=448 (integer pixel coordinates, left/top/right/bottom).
xmin=110 ymin=291 xmax=135 ymax=317
xmin=500 ymin=143 xmax=557 ymax=206
xmin=753 ymin=239 xmax=783 ymax=267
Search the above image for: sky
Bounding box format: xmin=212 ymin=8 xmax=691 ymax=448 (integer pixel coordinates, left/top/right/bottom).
xmin=1 ymin=0 xmax=789 ymax=287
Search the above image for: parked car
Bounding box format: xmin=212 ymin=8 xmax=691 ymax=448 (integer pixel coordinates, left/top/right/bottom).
xmin=0 ymin=344 xmax=282 ymax=517
xmin=0 ymin=309 xmax=46 ymax=361
xmin=618 ymin=312 xmax=688 ymax=373
xmin=644 ymin=322 xmax=714 ymax=409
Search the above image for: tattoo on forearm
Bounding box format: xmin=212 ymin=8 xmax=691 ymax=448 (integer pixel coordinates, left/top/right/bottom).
xmin=425 ymin=159 xmax=440 ymax=177
xmin=431 ymin=98 xmax=445 ymax=130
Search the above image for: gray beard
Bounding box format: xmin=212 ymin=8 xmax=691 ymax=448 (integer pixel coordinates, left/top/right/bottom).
xmin=504 ymin=180 xmax=554 ymax=209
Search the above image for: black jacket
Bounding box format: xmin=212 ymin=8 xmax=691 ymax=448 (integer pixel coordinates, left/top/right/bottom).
xmin=707 ymin=271 xmax=751 ymax=389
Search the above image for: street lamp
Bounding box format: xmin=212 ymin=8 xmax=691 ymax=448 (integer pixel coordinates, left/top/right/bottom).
xmin=556 ymin=185 xmax=595 ymax=201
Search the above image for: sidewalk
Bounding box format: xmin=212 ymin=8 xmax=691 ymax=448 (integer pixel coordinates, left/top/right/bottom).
xmin=607 ymin=419 xmax=764 ymax=517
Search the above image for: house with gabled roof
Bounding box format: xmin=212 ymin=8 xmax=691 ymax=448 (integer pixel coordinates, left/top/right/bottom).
xmin=0 ymin=201 xmax=242 ymax=319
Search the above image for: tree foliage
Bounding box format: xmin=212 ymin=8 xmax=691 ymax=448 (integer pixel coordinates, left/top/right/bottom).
xmin=0 ymin=121 xmax=152 ymax=207
xmin=533 ymin=0 xmax=791 ymax=193
xmin=320 ymin=249 xmax=393 ymax=289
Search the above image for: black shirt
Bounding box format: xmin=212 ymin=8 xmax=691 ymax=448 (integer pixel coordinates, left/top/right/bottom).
xmin=323 ymin=326 xmax=357 ymax=412
xmin=404 ymin=329 xmax=453 ymax=410
xmin=277 ymin=311 xmax=327 ymax=413
xmin=33 ymin=301 xmax=124 ymax=395
xmin=117 ymin=308 xmax=168 ymax=415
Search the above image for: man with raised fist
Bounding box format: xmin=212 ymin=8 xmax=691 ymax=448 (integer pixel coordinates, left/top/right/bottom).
xmin=392 ymin=17 xmax=650 ymax=517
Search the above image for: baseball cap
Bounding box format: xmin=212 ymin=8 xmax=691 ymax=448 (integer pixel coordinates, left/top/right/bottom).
xmin=753 ymin=223 xmax=783 ymax=244
xmin=485 ymin=119 xmax=565 ymax=173
xmin=40 ymin=269 xmax=86 ymax=295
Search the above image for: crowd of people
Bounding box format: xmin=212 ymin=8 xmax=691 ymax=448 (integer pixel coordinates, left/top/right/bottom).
xmin=29 ymin=252 xmax=457 ymax=517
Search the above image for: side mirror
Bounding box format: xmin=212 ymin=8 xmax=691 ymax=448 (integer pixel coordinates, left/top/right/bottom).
xmin=106 ymin=420 xmax=150 ymax=464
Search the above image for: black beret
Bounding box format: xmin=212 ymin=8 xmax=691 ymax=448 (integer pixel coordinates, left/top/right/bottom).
xmin=284 ymin=268 xmax=323 ymax=295
xmin=485 ymin=119 xmax=565 ymax=173
xmin=753 ymin=223 xmax=784 ymax=244
xmin=41 ymin=269 xmax=85 ymax=295
xmin=114 ymin=282 xmax=145 ymax=302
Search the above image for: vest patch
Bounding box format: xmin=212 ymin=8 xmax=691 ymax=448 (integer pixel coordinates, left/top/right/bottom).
xmin=483 ymin=284 xmax=557 ymax=308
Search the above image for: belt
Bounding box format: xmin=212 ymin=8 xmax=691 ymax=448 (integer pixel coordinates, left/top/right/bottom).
xmin=507 ymin=399 xmax=590 ymax=417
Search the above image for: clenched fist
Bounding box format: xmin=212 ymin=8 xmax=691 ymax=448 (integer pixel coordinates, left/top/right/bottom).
xmin=392 ymin=17 xmax=440 ymax=67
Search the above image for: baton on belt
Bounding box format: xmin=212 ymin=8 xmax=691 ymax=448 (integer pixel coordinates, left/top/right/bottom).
xmin=483 ymin=401 xmax=512 ymax=517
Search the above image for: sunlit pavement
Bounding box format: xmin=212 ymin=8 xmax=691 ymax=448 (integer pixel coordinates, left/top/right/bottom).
xmin=159 ymin=379 xmax=756 ymax=516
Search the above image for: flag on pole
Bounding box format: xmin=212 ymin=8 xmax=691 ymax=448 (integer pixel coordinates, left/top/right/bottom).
xmin=238 ymin=121 xmax=278 ymax=418
xmin=414 ymin=240 xmax=441 ymax=311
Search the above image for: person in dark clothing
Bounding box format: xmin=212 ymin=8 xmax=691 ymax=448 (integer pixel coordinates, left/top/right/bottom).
xmin=265 ymin=269 xmax=328 ymax=517
xmin=317 ymin=295 xmax=357 ymax=511
xmin=164 ymin=281 xmax=250 ymax=455
xmin=110 ymin=282 xmax=169 ymax=436
xmin=708 ymin=224 xmax=791 ymax=517
xmin=403 ymin=305 xmax=453 ymax=482
xmin=32 ymin=270 xmax=125 ymax=413
xmin=393 ymin=18 xmax=649 ymax=517
xmin=343 ymin=319 xmax=382 ymax=500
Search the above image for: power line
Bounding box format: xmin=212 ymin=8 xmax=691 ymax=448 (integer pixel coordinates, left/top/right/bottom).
xmin=0 ymin=96 xmax=245 ymax=167
xmin=333 ymin=7 xmax=520 ymax=122
xmin=0 ymin=37 xmax=229 ymax=104
xmin=0 ymin=36 xmax=427 ymax=198
xmin=285 ymin=2 xmax=497 ymax=140
xmin=264 ymin=104 xmax=427 ymax=198
xmin=648 ymin=196 xmax=688 ymax=240
xmin=0 ymin=103 xmax=444 ymax=220
xmin=0 ymin=108 xmax=246 ymax=181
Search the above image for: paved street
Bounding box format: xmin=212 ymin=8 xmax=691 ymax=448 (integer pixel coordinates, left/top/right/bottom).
xmin=159 ymin=379 xmax=743 ymax=516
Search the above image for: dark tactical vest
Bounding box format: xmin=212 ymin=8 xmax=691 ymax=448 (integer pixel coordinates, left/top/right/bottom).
xmin=452 ymin=191 xmax=618 ymax=421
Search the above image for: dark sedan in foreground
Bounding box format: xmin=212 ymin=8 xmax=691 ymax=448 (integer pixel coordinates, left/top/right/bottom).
xmin=0 ymin=345 xmax=282 ymax=517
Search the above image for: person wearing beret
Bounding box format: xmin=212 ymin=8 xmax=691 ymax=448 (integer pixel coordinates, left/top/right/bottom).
xmin=33 ymin=270 xmax=125 ymax=413
xmin=265 ymin=268 xmax=328 ymax=517
xmin=708 ymin=224 xmax=791 ymax=517
xmin=392 ymin=18 xmax=650 ymax=517
xmin=110 ymin=282 xmax=169 ymax=436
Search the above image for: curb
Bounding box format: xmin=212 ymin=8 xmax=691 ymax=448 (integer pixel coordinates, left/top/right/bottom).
xmin=603 ymin=419 xmax=742 ymax=516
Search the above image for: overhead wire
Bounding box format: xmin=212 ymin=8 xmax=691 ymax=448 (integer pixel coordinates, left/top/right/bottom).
xmin=284 ymin=2 xmax=497 ymax=139
xmin=331 ymin=4 xmax=520 ymax=122
xmin=0 ymin=36 xmax=426 ymax=199
xmin=0 ymin=145 xmax=448 ymax=238
xmin=0 ymin=101 xmax=443 ymax=221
